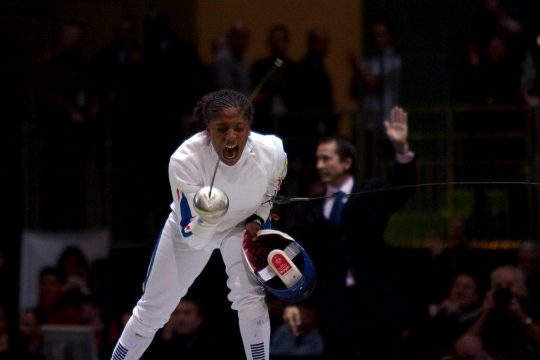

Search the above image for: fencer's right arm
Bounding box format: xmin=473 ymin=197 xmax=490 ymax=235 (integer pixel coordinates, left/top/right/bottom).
xmin=169 ymin=157 xmax=223 ymax=249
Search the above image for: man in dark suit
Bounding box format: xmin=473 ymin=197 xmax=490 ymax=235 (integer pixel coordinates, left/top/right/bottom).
xmin=282 ymin=106 xmax=416 ymax=360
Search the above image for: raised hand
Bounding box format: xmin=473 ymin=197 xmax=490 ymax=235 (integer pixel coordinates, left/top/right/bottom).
xmin=384 ymin=105 xmax=409 ymax=152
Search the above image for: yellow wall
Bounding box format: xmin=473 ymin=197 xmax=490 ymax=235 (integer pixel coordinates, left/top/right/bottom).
xmin=195 ymin=0 xmax=363 ymax=135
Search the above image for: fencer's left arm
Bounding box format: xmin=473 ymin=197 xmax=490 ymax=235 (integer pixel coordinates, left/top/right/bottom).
xmin=249 ymin=136 xmax=288 ymax=226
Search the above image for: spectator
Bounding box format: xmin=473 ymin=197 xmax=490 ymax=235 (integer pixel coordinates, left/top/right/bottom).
xmin=213 ymin=19 xmax=251 ymax=94
xmin=460 ymin=33 xmax=524 ymax=106
xmin=13 ymin=309 xmax=45 ymax=359
xmin=0 ymin=306 xmax=9 ymax=355
xmin=0 ymin=250 xmax=18 ymax=321
xmin=289 ymin=26 xmax=336 ymax=138
xmin=283 ymin=106 xmax=416 ymax=360
xmin=459 ymin=0 xmax=527 ymax=105
xmin=56 ymin=246 xmax=90 ymax=289
xmin=143 ymin=296 xmax=223 ymax=360
xmin=266 ymin=294 xmax=286 ymax=336
xmin=90 ymin=18 xmax=147 ymax=243
xmin=474 ymin=0 xmax=527 ymax=65
xmin=521 ymin=47 xmax=540 ymax=108
xmin=441 ymin=333 xmax=494 ymax=360
xmin=349 ymin=19 xmax=402 ymax=133
xmin=142 ymin=12 xmax=213 ymax=137
xmin=270 ymin=304 xmax=323 ymax=360
xmin=349 ymin=19 xmax=402 ymax=176
xmin=287 ymin=27 xmax=336 ymax=190
xmin=465 ymin=265 xmax=540 ymax=359
xmin=140 ymin=13 xmax=215 ymax=240
xmin=79 ymin=294 xmax=116 ymax=360
xmin=517 ymin=241 xmax=540 ymax=301
xmin=518 ymin=0 xmax=540 ymax=109
xmin=404 ymin=273 xmax=483 ymax=359
xmin=31 ymin=21 xmax=100 ymax=230
xmin=250 ymin=24 xmax=295 ymax=134
xmin=455 ymin=28 xmax=529 ymax=240
xmin=35 ymin=267 xmax=62 ymax=324
xmin=38 ymin=247 xmax=91 ymax=325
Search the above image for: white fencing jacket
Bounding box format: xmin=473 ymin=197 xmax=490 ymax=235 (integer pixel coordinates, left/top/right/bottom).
xmin=168 ymin=131 xmax=287 ymax=249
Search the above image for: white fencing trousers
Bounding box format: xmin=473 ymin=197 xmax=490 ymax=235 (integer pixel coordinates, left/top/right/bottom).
xmin=111 ymin=212 xmax=269 ymax=360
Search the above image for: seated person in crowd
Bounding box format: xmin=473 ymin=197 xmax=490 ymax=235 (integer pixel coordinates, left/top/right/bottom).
xmin=465 ymin=265 xmax=540 ymax=360
xmin=404 ymin=273 xmax=483 ymax=359
xmin=143 ymin=295 xmax=223 ymax=360
xmin=270 ymin=304 xmax=323 ymax=360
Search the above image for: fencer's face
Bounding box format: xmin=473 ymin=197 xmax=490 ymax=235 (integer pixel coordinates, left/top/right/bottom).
xmin=316 ymin=141 xmax=351 ymax=187
xmin=207 ymin=107 xmax=251 ymax=166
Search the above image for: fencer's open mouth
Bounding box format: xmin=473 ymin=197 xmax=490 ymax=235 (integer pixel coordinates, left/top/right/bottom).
xmin=223 ymin=145 xmax=239 ymax=162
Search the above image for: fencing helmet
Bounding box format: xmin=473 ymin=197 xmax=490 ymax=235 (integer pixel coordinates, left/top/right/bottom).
xmin=242 ymin=229 xmax=316 ymax=303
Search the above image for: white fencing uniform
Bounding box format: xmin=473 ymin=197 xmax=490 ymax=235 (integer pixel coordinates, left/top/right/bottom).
xmin=112 ymin=131 xmax=287 ymax=360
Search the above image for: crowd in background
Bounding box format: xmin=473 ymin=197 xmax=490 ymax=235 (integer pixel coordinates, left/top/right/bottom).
xmin=0 ymin=239 xmax=539 ymax=359
xmin=1 ymin=0 xmax=540 ymax=359
xmin=25 ymin=0 xmax=540 ymax=240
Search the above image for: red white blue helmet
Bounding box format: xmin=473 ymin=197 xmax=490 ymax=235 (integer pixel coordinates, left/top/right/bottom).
xmin=242 ymin=229 xmax=316 ymax=303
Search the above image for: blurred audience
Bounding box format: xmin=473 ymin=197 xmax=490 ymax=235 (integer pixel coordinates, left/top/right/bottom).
xmin=270 ymin=304 xmax=324 ymax=360
xmin=465 ymin=265 xmax=540 ymax=359
xmin=13 ymin=309 xmax=45 ymax=359
xmin=441 ymin=333 xmax=494 ymax=360
xmin=143 ymin=295 xmax=223 ymax=360
xmin=90 ymin=18 xmax=147 ymax=243
xmin=404 ymin=273 xmax=483 ymax=359
xmin=36 ymin=247 xmax=90 ymax=325
xmin=474 ymin=0 xmax=527 ymax=64
xmin=349 ymin=18 xmax=402 ymax=176
xmin=140 ymin=13 xmax=214 ymax=239
xmin=80 ymin=294 xmax=118 ymax=360
xmin=250 ymin=24 xmax=295 ymax=134
xmin=460 ymin=33 xmax=524 ymax=106
xmin=266 ymin=294 xmax=286 ymax=336
xmin=31 ymin=21 xmax=100 ymax=230
xmin=349 ymin=18 xmax=402 ymax=132
xmin=286 ymin=26 xmax=336 ymax=189
xmin=0 ymin=305 xmax=12 ymax=357
xmin=521 ymin=46 xmax=540 ymax=108
xmin=35 ymin=267 xmax=61 ymax=325
xmin=517 ymin=240 xmax=540 ymax=301
xmin=289 ymin=26 xmax=336 ymax=138
xmin=213 ymin=19 xmax=251 ymax=94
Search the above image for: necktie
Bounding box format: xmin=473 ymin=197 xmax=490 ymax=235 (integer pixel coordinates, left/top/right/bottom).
xmin=329 ymin=191 xmax=346 ymax=226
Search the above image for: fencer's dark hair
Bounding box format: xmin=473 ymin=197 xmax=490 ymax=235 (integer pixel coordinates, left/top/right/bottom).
xmin=193 ymin=89 xmax=254 ymax=129
xmin=319 ymin=136 xmax=357 ymax=173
